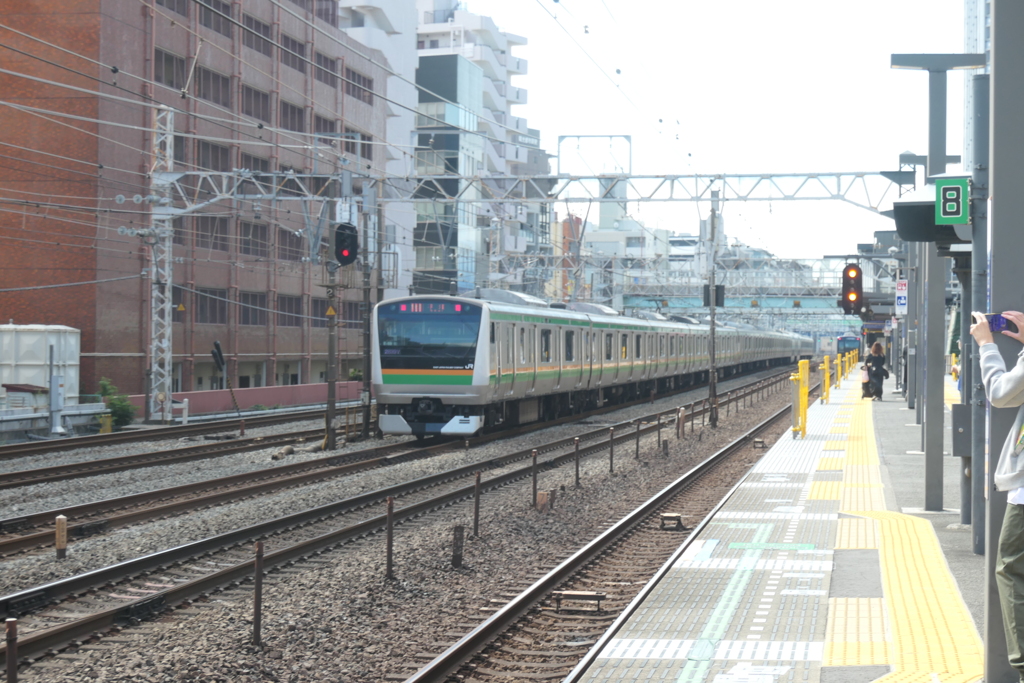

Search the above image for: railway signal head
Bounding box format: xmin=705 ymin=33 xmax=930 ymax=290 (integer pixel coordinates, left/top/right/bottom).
xmin=333 ymin=222 xmax=359 ymax=266
xmin=840 ymin=263 xmax=863 ymax=315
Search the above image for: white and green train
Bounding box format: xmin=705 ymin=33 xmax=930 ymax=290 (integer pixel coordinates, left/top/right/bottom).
xmin=371 ymin=292 xmax=813 ymax=438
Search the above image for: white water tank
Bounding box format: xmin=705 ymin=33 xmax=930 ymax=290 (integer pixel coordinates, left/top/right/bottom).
xmin=0 ymin=325 xmax=81 ymax=405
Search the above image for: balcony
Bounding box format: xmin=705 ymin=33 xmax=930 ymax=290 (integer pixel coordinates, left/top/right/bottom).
xmin=507 ymin=87 xmax=527 ymax=105
xmin=507 ymin=56 xmax=528 ymax=75
xmin=481 ymin=76 xmax=503 ymax=112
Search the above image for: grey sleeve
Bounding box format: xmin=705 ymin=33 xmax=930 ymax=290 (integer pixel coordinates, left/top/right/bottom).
xmin=979 ymin=344 xmax=1024 ymax=408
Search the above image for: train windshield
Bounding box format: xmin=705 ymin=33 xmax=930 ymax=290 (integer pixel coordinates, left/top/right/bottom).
xmin=377 ymin=300 xmax=482 ymax=362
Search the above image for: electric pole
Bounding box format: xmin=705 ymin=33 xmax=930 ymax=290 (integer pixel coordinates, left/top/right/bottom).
xmin=360 ymin=189 xmax=376 ymax=439
xmin=708 ymin=191 xmax=720 ymax=428
xmin=324 ymin=263 xmax=338 ymax=450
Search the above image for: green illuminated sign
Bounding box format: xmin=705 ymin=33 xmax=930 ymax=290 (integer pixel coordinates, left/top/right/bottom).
xmin=935 ymin=177 xmax=970 ymax=225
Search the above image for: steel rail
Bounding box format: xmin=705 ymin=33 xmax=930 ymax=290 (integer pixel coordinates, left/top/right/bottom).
xmin=404 ymin=404 xmax=793 ymax=683
xmin=0 ymin=371 xmax=799 ymax=669
xmin=0 ymin=372 xmax=790 ymax=552
xmin=0 ymin=409 xmax=328 ymax=461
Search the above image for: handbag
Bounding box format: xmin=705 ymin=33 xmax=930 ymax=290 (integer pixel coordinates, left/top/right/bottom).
xmin=861 ymin=368 xmax=869 ymax=383
xmin=883 ymin=368 xmax=890 ymax=380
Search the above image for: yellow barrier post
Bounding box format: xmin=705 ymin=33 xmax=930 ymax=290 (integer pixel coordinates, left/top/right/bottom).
xmin=799 ymin=359 xmax=808 ymax=438
xmin=789 ymin=359 xmax=810 ymax=439
xmin=819 ymin=355 xmax=831 ymax=404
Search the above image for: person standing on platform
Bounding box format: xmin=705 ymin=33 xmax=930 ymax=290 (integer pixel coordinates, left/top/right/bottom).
xmin=971 ymin=309 xmax=1024 ymax=678
xmin=866 ymin=342 xmax=887 ymax=400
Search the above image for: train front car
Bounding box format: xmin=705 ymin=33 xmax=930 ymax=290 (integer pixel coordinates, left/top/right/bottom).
xmin=372 ymin=297 xmax=489 ymax=437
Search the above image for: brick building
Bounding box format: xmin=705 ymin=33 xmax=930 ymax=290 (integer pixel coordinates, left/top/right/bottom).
xmin=0 ymin=0 xmax=390 ymax=397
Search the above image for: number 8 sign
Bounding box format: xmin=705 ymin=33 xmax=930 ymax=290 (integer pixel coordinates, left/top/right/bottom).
xmin=935 ymin=177 xmax=970 ymax=224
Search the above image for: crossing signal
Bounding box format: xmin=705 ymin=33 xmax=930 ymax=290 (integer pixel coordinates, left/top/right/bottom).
xmin=333 ymin=222 xmax=358 ymax=266
xmin=839 ymin=263 xmax=863 ymax=315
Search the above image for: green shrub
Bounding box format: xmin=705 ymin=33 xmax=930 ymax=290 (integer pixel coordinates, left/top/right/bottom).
xmin=98 ymin=378 xmax=137 ymax=429
xmin=348 ymin=368 xmax=363 ymax=381
xmin=250 ymin=404 xmax=269 ymax=411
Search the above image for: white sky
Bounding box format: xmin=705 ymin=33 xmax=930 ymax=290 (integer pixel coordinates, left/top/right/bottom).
xmin=465 ymin=0 xmax=967 ymax=259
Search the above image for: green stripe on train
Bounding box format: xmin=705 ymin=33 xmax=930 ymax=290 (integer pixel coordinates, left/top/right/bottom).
xmin=382 ymin=375 xmax=474 ymax=385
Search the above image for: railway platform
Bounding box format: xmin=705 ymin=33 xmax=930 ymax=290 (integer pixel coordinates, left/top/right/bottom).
xmin=572 ymin=378 xmax=984 ymax=683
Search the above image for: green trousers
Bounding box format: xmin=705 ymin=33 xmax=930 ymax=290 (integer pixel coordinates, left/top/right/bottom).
xmin=997 ymin=502 xmax=1024 ymax=678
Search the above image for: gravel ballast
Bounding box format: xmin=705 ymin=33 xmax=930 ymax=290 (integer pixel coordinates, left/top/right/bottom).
xmin=6 ymin=376 xmax=794 ymax=683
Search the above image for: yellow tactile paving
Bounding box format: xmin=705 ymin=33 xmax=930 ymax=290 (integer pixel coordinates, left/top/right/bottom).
xmin=834 ymin=518 xmax=879 ymax=549
xmin=830 ymin=386 xmax=984 ymax=683
xmin=818 ymin=457 xmax=846 ymax=470
xmin=824 ymin=598 xmax=890 ymax=665
xmin=840 ymin=486 xmax=886 ymax=512
xmin=808 ymin=481 xmax=842 ymax=500
xmin=843 ymin=464 xmax=882 ymax=485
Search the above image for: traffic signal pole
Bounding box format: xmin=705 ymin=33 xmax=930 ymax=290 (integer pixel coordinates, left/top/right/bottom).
xmin=360 ymin=189 xmax=376 ymax=439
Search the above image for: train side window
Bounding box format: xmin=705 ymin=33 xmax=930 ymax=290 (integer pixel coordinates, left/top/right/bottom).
xmin=635 ymin=334 xmax=642 ymax=359
xmin=506 ymin=326 xmax=513 ymax=365
xmin=541 ymin=329 xmax=552 ymax=363
xmin=490 ymin=323 xmax=495 ymax=345
xmin=660 ymin=334 xmax=666 ymax=357
xmin=584 ymin=331 xmax=590 ymax=362
xmin=605 ymin=333 xmax=613 ymax=361
xmin=519 ymin=327 xmax=526 ymax=364
xmin=565 ymin=330 xmax=575 ymax=362
xmin=621 ymin=333 xmax=628 ymax=359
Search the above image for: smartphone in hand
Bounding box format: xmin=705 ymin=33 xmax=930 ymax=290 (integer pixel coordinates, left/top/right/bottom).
xmin=987 ymin=313 xmax=1019 ymax=334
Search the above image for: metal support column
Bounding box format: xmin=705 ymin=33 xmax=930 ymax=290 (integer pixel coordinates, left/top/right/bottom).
xmin=907 ymin=244 xmax=919 ymax=410
xmin=971 ymin=73 xmax=989 ymax=556
xmin=924 ymin=242 xmax=945 ymax=510
xmin=148 ymin=107 xmax=175 ymax=423
xmin=986 ymin=4 xmax=1024 ymax=679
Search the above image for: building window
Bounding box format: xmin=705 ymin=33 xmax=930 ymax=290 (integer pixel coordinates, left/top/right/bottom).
xmin=314 ymin=52 xmax=338 ymax=88
xmin=240 ymin=153 xmax=270 ymax=191
xmin=239 ymin=292 xmax=268 ymax=326
xmin=315 ymin=0 xmax=338 ymax=25
xmin=157 ymin=0 xmax=188 ymax=15
xmin=278 ymin=228 xmax=305 ymax=261
xmin=626 ymin=236 xmax=645 ymax=248
xmin=429 ymin=39 xmax=439 ymax=49
xmin=154 ymin=49 xmax=186 ymax=90
xmin=277 ymin=295 xmax=303 ymax=327
xmin=343 ymin=127 xmax=360 ymax=156
xmin=173 ymin=134 xmax=187 ymax=165
xmin=286 ymin=0 xmax=310 ymax=9
xmin=281 ymin=34 xmax=306 ymax=73
xmin=172 ymin=285 xmax=185 ymax=322
xmin=172 ymin=216 xmax=186 ymax=246
xmin=195 ymin=216 xmax=228 ymax=251
xmin=197 ymin=140 xmax=231 ymax=172
xmin=242 ymin=14 xmax=273 ymax=57
xmin=314 ymin=115 xmax=336 ymax=145
xmin=343 ymin=301 xmax=361 ymax=329
xmin=198 ymin=0 xmax=232 ymax=38
xmin=280 ymin=100 xmax=305 ymax=132
xmin=196 ymin=67 xmax=231 ymax=107
xmin=241 ymin=86 xmax=271 ymax=123
xmin=239 ymin=221 xmax=269 ymax=257
xmin=345 ymin=68 xmax=373 ymax=104
xmin=196 ymin=288 xmax=228 ymax=324
xmin=311 ymin=298 xmax=328 ymax=328
xmin=360 ymin=133 xmax=373 ymax=161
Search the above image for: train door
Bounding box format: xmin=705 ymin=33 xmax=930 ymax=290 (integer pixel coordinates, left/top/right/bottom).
xmin=528 ymin=325 xmax=537 ymax=392
xmin=490 ymin=322 xmax=499 ymax=400
xmin=507 ymin=324 xmax=516 ymax=395
xmin=585 ymin=330 xmax=594 ymax=387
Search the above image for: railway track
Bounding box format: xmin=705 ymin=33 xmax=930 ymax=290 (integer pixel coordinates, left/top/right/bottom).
xmin=0 ymin=371 xmax=788 ymax=557
xmin=0 ymin=374 xmax=796 ymax=672
xmin=403 ymin=404 xmax=796 ymax=683
xmin=0 ymin=408 xmax=336 ymax=461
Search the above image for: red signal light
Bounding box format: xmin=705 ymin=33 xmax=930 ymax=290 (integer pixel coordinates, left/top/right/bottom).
xmin=342 ymin=249 xmax=350 ymax=257
xmin=400 ymin=304 xmax=407 ymax=311
xmin=455 ymin=304 xmax=462 ymax=311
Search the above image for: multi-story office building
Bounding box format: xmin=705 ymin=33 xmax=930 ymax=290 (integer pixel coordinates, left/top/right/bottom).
xmin=0 ymin=0 xmax=389 ymax=396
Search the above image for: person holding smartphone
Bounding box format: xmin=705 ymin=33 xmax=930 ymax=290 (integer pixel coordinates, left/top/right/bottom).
xmin=971 ymin=309 xmax=1024 ymax=677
